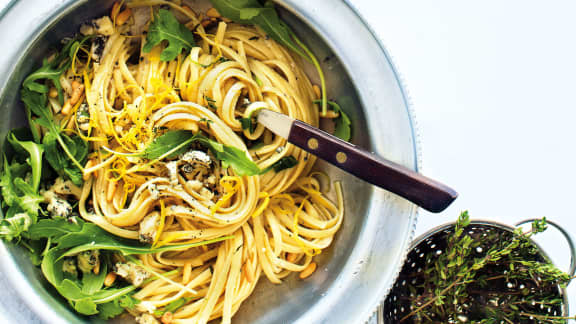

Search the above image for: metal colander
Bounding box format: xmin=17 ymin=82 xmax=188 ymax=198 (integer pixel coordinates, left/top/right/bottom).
xmin=381 ymin=219 xmax=576 ymax=324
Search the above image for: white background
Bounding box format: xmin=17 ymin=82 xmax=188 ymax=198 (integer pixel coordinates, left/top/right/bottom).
xmin=0 ymin=0 xmax=575 ymax=321
xmin=350 ymin=0 xmax=576 ymax=316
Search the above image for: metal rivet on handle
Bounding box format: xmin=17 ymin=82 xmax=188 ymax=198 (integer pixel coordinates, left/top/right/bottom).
xmin=336 ymin=152 xmax=347 ymax=163
xmin=307 ymin=138 xmax=318 ymax=150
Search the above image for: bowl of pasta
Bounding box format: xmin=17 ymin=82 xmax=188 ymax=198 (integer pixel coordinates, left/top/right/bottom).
xmin=0 ymin=0 xmax=419 ymax=323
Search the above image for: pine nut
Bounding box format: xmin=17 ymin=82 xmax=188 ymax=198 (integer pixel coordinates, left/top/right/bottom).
xmin=182 ymin=262 xmax=192 ymax=284
xmin=116 ymin=8 xmax=132 ymax=26
xmin=93 ymin=258 xmax=101 ymax=275
xmin=182 ymin=6 xmax=195 ymax=16
xmin=104 ymin=272 xmax=117 ymax=287
xmin=49 ymin=87 xmax=58 ymax=98
xmin=299 ymin=262 xmax=317 ymax=279
xmin=111 ymin=2 xmax=120 ymax=17
xmin=83 ymin=160 xmax=95 ymax=180
xmin=201 ymin=19 xmax=211 ymax=28
xmin=287 ymin=253 xmax=298 ymax=263
xmin=61 ymin=101 xmax=72 ymax=116
xmin=69 ymin=81 xmax=84 ymax=106
xmin=243 ymin=262 xmax=254 ymax=283
xmin=107 ymin=180 xmax=118 ymax=202
xmin=313 ymin=85 xmax=321 ymax=99
xmin=161 ymin=311 xmax=173 ymax=324
xmin=322 ymin=110 xmax=340 ymax=119
xmin=206 ymin=7 xmax=221 ymax=18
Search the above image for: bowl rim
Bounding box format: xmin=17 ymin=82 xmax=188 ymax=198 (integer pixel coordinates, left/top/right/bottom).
xmin=335 ymin=1 xmax=423 ymax=323
xmin=0 ymin=1 xmax=421 ymax=323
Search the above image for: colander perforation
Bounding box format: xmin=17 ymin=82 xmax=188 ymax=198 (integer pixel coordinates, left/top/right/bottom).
xmin=383 ymin=224 xmax=567 ymax=324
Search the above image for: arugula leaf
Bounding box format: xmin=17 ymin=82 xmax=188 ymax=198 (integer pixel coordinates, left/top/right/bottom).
xmin=140 ymin=130 xmax=299 ymax=176
xmin=13 ymin=178 xmax=43 ymax=220
xmin=143 ymin=9 xmax=196 ymax=62
xmin=258 ymin=156 xmax=298 ymax=174
xmin=165 ymin=297 xmax=193 ymax=313
xmin=23 ymin=59 xmax=70 ymax=104
xmin=82 ymin=263 xmax=107 ymax=295
xmin=21 ymin=87 xmax=87 ymax=185
xmin=271 ymin=156 xmax=298 ymax=172
xmin=199 ymin=118 xmax=213 ymax=130
xmin=73 ymin=297 xmax=99 ymax=315
xmin=210 ymin=0 xmax=306 ymax=58
xmin=0 ymin=206 xmax=33 ymax=241
xmin=208 ymin=0 xmax=261 ymax=23
xmin=20 ymin=88 xmax=50 ymax=143
xmin=240 ymin=117 xmax=256 ymax=133
xmin=0 ymin=158 xmax=21 ymax=208
xmin=117 ymin=294 xmax=140 ymax=308
xmin=139 ymin=130 xmax=193 ymax=160
xmin=195 ymin=135 xmax=262 ymax=176
xmin=41 ymin=249 xmax=134 ymax=316
xmin=253 ymin=74 xmax=263 ymax=87
xmin=35 ymin=218 xmax=227 ymax=318
xmin=8 ymin=133 xmax=44 ymax=191
xmin=29 ymin=218 xmax=233 ymax=258
xmin=97 ymin=294 xmax=139 ymax=320
xmin=40 ymin=247 xmax=65 ymax=288
xmin=28 ymin=218 xmax=82 ymax=240
xmin=97 ymin=301 xmax=125 ymax=320
xmin=240 ymin=104 xmax=266 ymax=134
xmin=90 ymin=285 xmax=139 ymax=304
xmin=313 ymin=100 xmax=352 ymax=141
xmin=23 ymin=38 xmax=78 ymax=104
xmin=19 ymin=37 xmax=90 ymax=181
xmin=0 ymin=153 xmax=42 ymax=240
xmin=154 ymin=297 xmax=193 ymax=316
xmin=140 ymin=130 xmax=262 ymax=176
xmin=204 ymin=95 xmax=218 ymax=110
xmin=6 ymin=128 xmax=34 ymax=156
xmin=253 ymin=9 xmax=308 ymax=57
xmin=43 ymin=131 xmax=88 ymax=186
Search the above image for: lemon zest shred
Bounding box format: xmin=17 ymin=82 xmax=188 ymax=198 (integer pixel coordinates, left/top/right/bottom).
xmin=251 ymin=192 xmax=270 ymax=219
xmin=210 ymin=176 xmax=241 ymax=215
xmin=83 ymin=70 xmax=92 ymax=92
xmin=157 ymin=232 xmax=190 ymax=246
xmin=106 ymin=158 xmax=129 ymax=182
xmin=106 ymin=111 xmax=140 ymax=153
xmin=70 ymin=42 xmax=92 ymax=77
xmin=115 ymin=84 xmax=143 ymax=102
xmin=119 ymin=182 xmax=135 ymax=209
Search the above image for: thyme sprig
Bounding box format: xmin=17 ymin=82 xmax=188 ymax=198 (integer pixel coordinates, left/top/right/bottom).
xmin=400 ymin=212 xmax=574 ymax=323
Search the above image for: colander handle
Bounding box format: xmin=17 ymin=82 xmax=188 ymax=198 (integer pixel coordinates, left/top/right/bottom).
xmin=515 ymin=218 xmax=576 ymax=277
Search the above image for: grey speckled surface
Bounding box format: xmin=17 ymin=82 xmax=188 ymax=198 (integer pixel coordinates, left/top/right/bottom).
xmin=0 ymin=271 xmax=44 ymax=323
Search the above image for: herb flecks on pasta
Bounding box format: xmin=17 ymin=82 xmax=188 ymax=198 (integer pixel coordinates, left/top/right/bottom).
xmin=0 ymin=2 xmax=345 ymax=323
